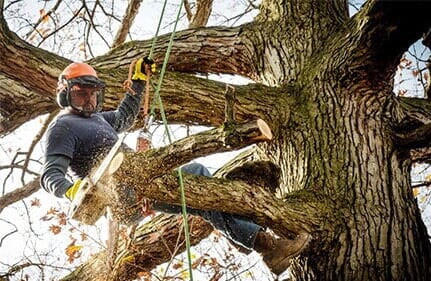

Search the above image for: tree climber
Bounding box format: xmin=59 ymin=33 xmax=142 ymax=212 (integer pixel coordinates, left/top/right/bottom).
xmin=40 ymin=60 xmax=311 ymax=275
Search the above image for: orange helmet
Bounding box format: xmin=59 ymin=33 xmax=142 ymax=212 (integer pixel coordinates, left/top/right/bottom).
xmin=56 ymin=62 xmax=106 ymax=115
xmin=61 ymin=62 xmax=99 ymax=79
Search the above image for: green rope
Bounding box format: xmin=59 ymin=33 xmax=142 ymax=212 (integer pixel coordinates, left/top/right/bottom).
xmin=149 ymin=1 xmax=194 ymax=280
xmin=148 ymin=0 xmax=168 ymax=60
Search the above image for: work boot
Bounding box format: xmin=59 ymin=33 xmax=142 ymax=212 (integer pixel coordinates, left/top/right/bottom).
xmin=253 ymin=231 xmax=311 ymax=275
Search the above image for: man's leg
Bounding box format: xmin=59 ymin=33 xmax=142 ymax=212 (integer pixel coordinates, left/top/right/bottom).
xmin=152 ymin=163 xmax=261 ymax=248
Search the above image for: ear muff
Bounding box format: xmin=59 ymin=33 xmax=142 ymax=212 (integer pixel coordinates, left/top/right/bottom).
xmin=56 ymin=88 xmax=68 ymax=108
xmin=56 ymin=75 xmax=69 ymax=108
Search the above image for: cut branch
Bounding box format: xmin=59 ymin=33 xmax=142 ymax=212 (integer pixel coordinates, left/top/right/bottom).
xmin=132 ymin=118 xmax=273 ymax=179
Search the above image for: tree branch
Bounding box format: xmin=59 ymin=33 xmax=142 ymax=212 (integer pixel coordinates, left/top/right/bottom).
xmin=142 ymin=173 xmax=323 ymax=237
xmin=348 ymin=0 xmax=431 ymax=84
xmin=61 ymin=214 xmax=213 ymax=281
xmin=94 ymin=25 xmax=254 ymax=78
xmin=124 ymin=119 xmax=272 ymax=180
xmin=112 ymin=0 xmax=142 ymax=49
xmin=188 ymin=0 xmax=213 ymax=28
xmin=394 ymin=123 xmax=431 ymax=149
xmin=392 ymin=97 xmax=431 ymax=150
xmin=0 ymin=177 xmax=40 ymax=213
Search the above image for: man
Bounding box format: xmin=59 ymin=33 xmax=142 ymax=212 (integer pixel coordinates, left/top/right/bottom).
xmin=40 ymin=59 xmax=310 ymax=275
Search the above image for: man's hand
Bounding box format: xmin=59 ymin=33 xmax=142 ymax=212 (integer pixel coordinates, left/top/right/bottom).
xmin=65 ymin=179 xmax=82 ymax=200
xmin=132 ymin=56 xmax=156 ymax=81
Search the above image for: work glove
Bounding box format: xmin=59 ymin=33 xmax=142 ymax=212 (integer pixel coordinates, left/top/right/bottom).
xmin=132 ymin=56 xmax=156 ymax=81
xmin=65 ymin=178 xmax=82 ymax=201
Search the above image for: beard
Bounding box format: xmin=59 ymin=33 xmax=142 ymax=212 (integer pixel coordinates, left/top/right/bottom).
xmin=82 ymin=102 xmax=95 ymax=112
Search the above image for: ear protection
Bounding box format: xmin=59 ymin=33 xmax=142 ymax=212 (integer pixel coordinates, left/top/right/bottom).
xmin=56 ymin=75 xmax=69 ymax=108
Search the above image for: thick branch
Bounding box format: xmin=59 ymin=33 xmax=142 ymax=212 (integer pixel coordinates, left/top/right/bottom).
xmin=124 ymin=119 xmax=272 ymax=180
xmin=392 ymin=97 xmax=431 ymax=150
xmin=94 ymin=26 xmax=254 ymax=78
xmin=395 ymin=123 xmax=431 ymax=149
xmin=61 ymin=214 xmax=213 ymax=281
xmin=348 ymin=0 xmax=431 ymax=84
xmin=142 ymin=174 xmax=324 ymax=237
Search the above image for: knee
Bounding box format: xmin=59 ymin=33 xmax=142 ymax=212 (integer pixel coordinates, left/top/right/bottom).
xmin=181 ymin=163 xmax=212 ymax=177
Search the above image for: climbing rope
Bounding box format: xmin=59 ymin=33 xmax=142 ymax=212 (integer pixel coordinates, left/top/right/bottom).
xmin=128 ymin=0 xmax=195 ymax=279
xmin=150 ymin=2 xmax=195 ymax=280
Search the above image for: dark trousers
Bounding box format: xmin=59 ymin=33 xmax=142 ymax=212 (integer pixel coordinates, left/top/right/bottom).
xmin=152 ymin=163 xmax=261 ymax=249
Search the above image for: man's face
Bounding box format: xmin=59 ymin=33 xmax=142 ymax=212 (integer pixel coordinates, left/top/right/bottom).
xmin=69 ymin=85 xmax=103 ymax=114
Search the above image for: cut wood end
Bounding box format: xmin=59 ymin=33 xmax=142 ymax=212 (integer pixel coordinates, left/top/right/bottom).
xmin=257 ymin=119 xmax=273 ymax=141
xmin=108 ymin=152 xmax=124 ymax=175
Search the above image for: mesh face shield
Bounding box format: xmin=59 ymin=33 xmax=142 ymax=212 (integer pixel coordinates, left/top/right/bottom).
xmin=66 ymin=76 xmax=106 ymax=115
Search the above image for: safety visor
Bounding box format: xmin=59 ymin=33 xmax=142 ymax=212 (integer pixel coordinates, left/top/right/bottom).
xmin=67 ymin=76 xmax=106 ymax=114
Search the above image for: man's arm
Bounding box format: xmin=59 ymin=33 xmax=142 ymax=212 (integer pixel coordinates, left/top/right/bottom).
xmin=40 ymin=154 xmax=73 ymax=198
xmin=102 ymin=80 xmax=145 ymax=133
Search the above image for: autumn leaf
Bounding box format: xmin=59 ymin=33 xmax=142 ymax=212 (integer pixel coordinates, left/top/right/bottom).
xmin=49 ymin=224 xmax=62 ymax=235
xmin=412 ymin=187 xmax=419 ymax=198
xmin=65 ymin=243 xmax=82 ymax=264
xmin=39 ymin=9 xmax=49 ymax=23
xmin=172 ymin=261 xmax=183 ymax=270
xmin=180 ymin=269 xmax=189 ymax=280
xmin=80 ymin=232 xmax=88 ymax=241
xmin=47 ymin=207 xmax=59 ymax=215
xmin=79 ymin=42 xmax=85 ymax=52
xmin=137 ymin=271 xmax=152 ymax=281
xmin=398 ymin=89 xmax=407 ymax=96
xmin=57 ymin=212 xmax=67 ymax=225
xmin=30 ymin=198 xmax=41 ymax=207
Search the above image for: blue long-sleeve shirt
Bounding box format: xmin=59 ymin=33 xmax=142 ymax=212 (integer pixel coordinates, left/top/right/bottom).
xmin=41 ymin=81 xmax=144 ymax=198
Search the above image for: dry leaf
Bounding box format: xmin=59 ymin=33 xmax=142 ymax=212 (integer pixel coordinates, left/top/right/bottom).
xmin=412 ymin=187 xmax=419 ymax=198
xmin=65 ymin=243 xmax=82 ymax=263
xmin=49 ymin=225 xmax=61 ymax=235
xmin=137 ymin=271 xmax=151 ymax=281
xmin=58 ymin=212 xmax=67 ymax=225
xmin=47 ymin=207 xmax=59 ymax=215
xmin=80 ymin=232 xmax=88 ymax=241
xmin=172 ymin=261 xmax=183 ymax=270
xmin=30 ymin=198 xmax=41 ymax=207
xmin=39 ymin=9 xmax=49 ymax=23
